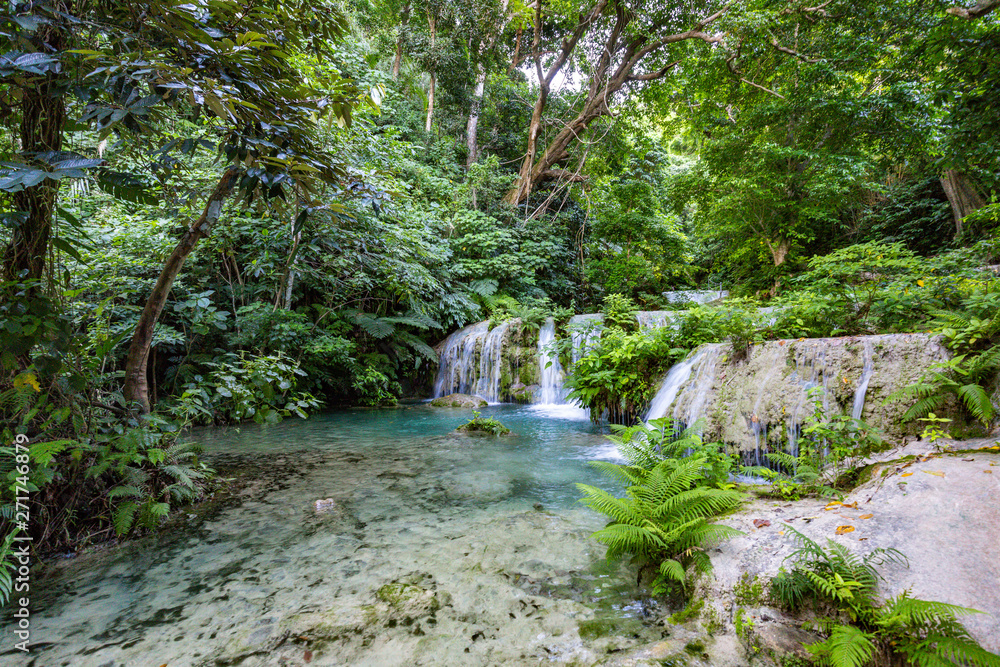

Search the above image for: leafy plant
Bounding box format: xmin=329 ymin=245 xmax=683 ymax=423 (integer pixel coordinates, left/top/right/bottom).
xmin=457 ymin=410 xmax=511 ymax=435
xmin=887 ymin=353 xmax=1000 ymax=428
xmin=577 ymin=449 xmax=743 ymax=594
xmin=86 ymin=422 xmax=213 ymax=536
xmin=771 ymin=528 xmax=1000 ymax=667
xmin=602 ymin=293 xmax=640 ymax=332
xmin=166 ymin=352 xmax=320 ymax=425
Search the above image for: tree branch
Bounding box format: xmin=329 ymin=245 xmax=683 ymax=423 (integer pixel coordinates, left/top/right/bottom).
xmin=740 ymin=77 xmax=786 ymax=99
xmin=947 ymin=0 xmax=999 ymax=18
xmin=768 ymin=35 xmax=819 ymax=63
xmin=626 ymin=59 xmax=681 ymax=82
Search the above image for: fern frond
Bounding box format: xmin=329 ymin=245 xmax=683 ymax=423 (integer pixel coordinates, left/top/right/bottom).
xmin=588 ymin=461 xmax=647 ymax=487
xmin=113 ymin=501 xmax=138 ymax=535
xmin=576 ymin=484 xmax=644 ymax=526
xmin=956 ymin=383 xmax=995 ymax=425
xmin=591 ymin=523 xmax=667 ymax=560
xmin=902 ymin=394 xmax=948 ymax=421
xmin=806 ymin=624 xmax=875 ymax=667
xmin=107 ymin=484 xmax=143 ymax=500
xmin=659 ymin=558 xmax=686 ymax=582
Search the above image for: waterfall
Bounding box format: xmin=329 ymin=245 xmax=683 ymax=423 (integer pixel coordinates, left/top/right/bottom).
xmin=537 ymin=318 xmax=568 ymax=405
xmin=851 ymin=339 xmax=875 ymax=420
xmin=433 ymin=320 xmax=512 ymax=401
xmin=645 ymin=348 xmax=707 ymax=423
xmin=673 ymin=343 xmax=726 ymax=432
xmin=474 ymin=321 xmax=512 ymax=403
xmin=635 ymin=311 xmax=674 ymax=330
xmin=433 ymin=321 xmax=489 ymax=398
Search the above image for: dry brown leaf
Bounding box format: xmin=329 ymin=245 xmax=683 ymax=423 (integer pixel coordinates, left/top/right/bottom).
xmin=985 ymin=470 xmax=993 ymax=474
xmin=836 ymin=525 xmax=855 ymax=535
xmin=753 ymin=519 xmax=771 ymax=529
xmin=841 ymin=501 xmax=858 ymax=509
xmin=859 ymin=513 xmax=874 ymax=519
xmin=962 ymin=458 xmax=975 ymax=462
xmin=304 ymin=649 xmax=313 ymax=663
xmin=858 ymin=537 xmax=869 ymax=541
xmin=923 ymin=470 xmax=945 ymax=477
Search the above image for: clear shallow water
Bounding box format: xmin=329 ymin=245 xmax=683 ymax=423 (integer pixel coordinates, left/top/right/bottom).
xmin=4 ymin=405 xmax=665 ymax=666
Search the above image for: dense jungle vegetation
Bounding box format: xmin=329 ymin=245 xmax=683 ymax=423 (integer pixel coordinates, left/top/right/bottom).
xmin=1 ymin=0 xmax=999 ymax=609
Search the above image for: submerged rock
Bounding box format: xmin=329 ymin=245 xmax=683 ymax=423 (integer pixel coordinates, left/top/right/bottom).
xmin=429 ymin=393 xmax=487 ymax=408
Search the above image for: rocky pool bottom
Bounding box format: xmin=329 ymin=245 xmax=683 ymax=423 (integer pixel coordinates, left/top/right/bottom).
xmin=5 ymin=405 xmax=999 ymax=666
xmin=1 ymin=405 xmax=717 ymax=666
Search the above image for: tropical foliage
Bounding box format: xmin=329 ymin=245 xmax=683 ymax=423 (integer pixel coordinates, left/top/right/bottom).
xmin=771 ymin=528 xmax=1000 ymax=667
xmin=578 ymin=419 xmax=743 ymax=594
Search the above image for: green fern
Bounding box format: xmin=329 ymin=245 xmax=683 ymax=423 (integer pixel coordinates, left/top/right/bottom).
xmin=807 ymin=624 xmax=875 ymax=667
xmin=773 ymin=529 xmax=1000 ymax=667
xmin=578 ymin=455 xmax=743 ymax=590
xmin=0 ymin=529 xmax=17 ymax=606
xmin=887 ymin=354 xmax=997 ymax=427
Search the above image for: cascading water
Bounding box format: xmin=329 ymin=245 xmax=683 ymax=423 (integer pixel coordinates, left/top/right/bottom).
xmin=851 ymin=339 xmax=875 ymax=420
xmin=433 ymin=321 xmax=490 ymax=398
xmin=635 ymin=311 xmax=675 ymax=330
xmin=673 ymin=343 xmax=725 ymax=433
xmin=537 ymin=318 xmax=568 ymax=405
xmin=434 ymin=320 xmax=511 ymax=402
xmin=474 ymin=321 xmax=512 ymax=403
xmin=644 ymin=348 xmax=706 ymax=423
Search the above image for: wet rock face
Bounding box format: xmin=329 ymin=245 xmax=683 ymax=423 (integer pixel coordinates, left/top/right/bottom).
xmin=701 ymin=443 xmax=1000 ymax=657
xmin=429 ymin=393 xmax=488 ymax=408
xmin=661 ymin=333 xmax=962 ymax=453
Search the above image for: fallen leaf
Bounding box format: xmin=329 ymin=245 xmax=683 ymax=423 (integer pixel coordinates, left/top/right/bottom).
xmin=901 ymin=472 xmax=914 ymax=477
xmin=824 ymin=502 xmax=842 ymax=511
xmin=779 ymin=531 xmax=785 ymax=535
xmin=753 ymin=519 xmax=771 ymax=529
xmin=922 ymin=470 xmax=945 ymax=477
xmin=858 ymin=537 xmax=869 ymax=541
xmin=962 ymin=458 xmax=975 ymax=462
xmin=841 ymin=501 xmax=858 ymax=509
xmin=836 ymin=525 xmax=855 ymax=535
xmin=304 ymin=649 xmax=313 ymax=663
xmin=859 ymin=513 xmax=874 ymax=519
xmin=985 ymin=470 xmax=993 ymax=474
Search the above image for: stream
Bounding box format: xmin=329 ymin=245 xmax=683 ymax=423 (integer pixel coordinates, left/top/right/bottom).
xmin=4 ymin=404 xmax=676 ymax=666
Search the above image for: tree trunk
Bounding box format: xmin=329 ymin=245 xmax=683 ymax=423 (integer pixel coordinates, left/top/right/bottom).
xmin=123 ymin=167 xmax=241 ymax=413
xmin=466 ymin=63 xmax=487 ymax=166
xmin=424 ymin=11 xmax=437 ymax=134
xmin=940 ymin=169 xmax=985 ymax=238
xmin=768 ymin=238 xmax=791 ymax=266
xmin=392 ymin=2 xmax=411 ymax=78
xmin=510 ymin=26 xmax=523 ymax=73
xmin=2 ymin=28 xmax=66 ymax=287
xmin=502 ymin=2 xmax=725 ymax=205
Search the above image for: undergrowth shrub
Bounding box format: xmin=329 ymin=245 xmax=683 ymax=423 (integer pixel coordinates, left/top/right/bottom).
xmin=578 ymin=418 xmax=743 ymax=595
xmin=771 ymin=528 xmax=1000 ymax=667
